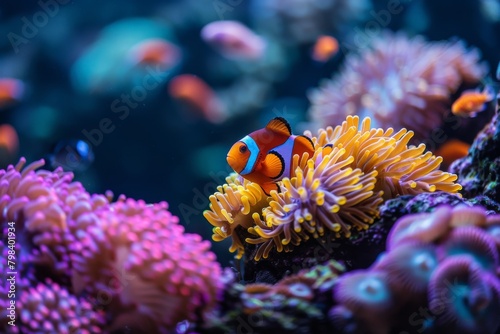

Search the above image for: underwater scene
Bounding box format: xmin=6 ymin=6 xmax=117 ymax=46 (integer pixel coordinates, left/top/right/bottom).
xmin=1 ymin=0 xmax=500 ymax=333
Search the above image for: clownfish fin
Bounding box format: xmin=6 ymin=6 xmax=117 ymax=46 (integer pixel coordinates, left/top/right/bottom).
xmin=266 ymin=117 xmax=292 ymax=136
xmin=296 ymin=134 xmax=315 ymax=152
xmin=322 ymin=144 xmax=333 ymax=155
xmin=263 ymin=151 xmax=285 ymax=179
xmin=260 ymin=182 xmax=280 ymax=196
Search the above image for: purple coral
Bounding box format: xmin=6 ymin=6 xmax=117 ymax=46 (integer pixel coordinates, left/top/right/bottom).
xmin=387 ymin=205 xmax=452 ymax=250
xmin=428 ymin=256 xmax=500 ymax=334
xmin=330 ymin=205 xmax=500 ymax=333
xmin=333 ymin=270 xmax=394 ymax=333
xmin=0 ymin=158 xmax=223 ymax=331
xmin=373 ymin=241 xmax=438 ymax=298
xmin=17 ymin=280 xmax=105 ymax=333
xmin=439 ymin=226 xmax=499 ymax=271
xmin=309 ymin=31 xmax=487 ymax=140
xmin=0 ymin=157 xmax=109 ymax=277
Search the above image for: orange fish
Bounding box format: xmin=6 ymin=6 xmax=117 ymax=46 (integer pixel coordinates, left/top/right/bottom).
xmin=311 ymin=35 xmax=339 ymax=62
xmin=451 ymin=86 xmax=495 ymax=117
xmin=0 ymin=124 xmax=18 ymax=155
xmin=0 ymin=78 xmax=24 ymax=109
xmin=435 ymin=139 xmax=470 ymax=171
xmin=227 ymin=117 xmax=315 ymax=195
xmin=127 ymin=38 xmax=181 ymax=70
xmin=168 ymin=74 xmax=226 ymax=123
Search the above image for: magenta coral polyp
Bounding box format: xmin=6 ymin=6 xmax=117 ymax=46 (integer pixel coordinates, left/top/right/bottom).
xmin=17 ymin=280 xmax=105 ymax=333
xmin=72 ymin=197 xmax=223 ymax=329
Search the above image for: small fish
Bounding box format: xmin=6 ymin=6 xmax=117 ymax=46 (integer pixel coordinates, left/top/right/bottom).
xmin=168 ymin=74 xmax=226 ymax=124
xmin=311 ymin=35 xmax=339 ymax=62
xmin=434 ymin=139 xmax=470 ymax=171
xmin=127 ymin=38 xmax=181 ymax=70
xmin=451 ymin=86 xmax=495 ymax=117
xmin=226 ymin=117 xmax=315 ymax=195
xmin=0 ymin=78 xmax=24 ymax=109
xmin=48 ymin=139 xmax=94 ymax=172
xmin=201 ymin=21 xmax=266 ymax=61
xmin=0 ymin=124 xmax=19 ymax=155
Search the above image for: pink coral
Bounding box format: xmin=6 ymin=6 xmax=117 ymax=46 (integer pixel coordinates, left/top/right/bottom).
xmin=309 ymin=31 xmax=487 ymax=140
xmin=0 ymin=158 xmax=223 ymax=331
xmin=17 ymin=280 xmax=105 ymax=334
xmin=72 ymin=197 xmax=223 ymax=329
xmin=0 ymin=158 xmax=109 ymax=277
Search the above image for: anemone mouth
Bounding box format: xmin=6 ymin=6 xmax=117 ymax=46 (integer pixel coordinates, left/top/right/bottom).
xmin=374 ymin=241 xmax=438 ymax=298
xmin=387 ymin=205 xmax=452 ymax=251
xmin=428 ymin=255 xmax=500 ymax=334
xmin=439 ymin=226 xmax=499 ymax=272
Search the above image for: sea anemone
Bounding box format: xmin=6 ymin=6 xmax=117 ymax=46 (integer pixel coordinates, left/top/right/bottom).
xmin=276 ymin=275 xmax=316 ymax=301
xmin=206 ymin=115 xmax=461 ymax=261
xmin=17 ymin=280 xmax=105 ymax=334
xmin=72 ymin=197 xmax=223 ymax=329
xmin=304 ymin=116 xmax=463 ymax=200
xmin=248 ymin=146 xmax=382 ymax=260
xmin=203 ymin=173 xmax=269 ymax=259
xmin=0 ymin=157 xmax=109 ymax=277
xmin=439 ymin=226 xmax=499 ymax=271
xmin=300 ymin=260 xmax=345 ymax=293
xmin=333 ymin=270 xmax=394 ymax=333
xmin=449 ymin=205 xmax=489 ymax=227
xmin=309 ymin=31 xmax=487 ymax=140
xmin=386 ymin=205 xmax=452 ymax=250
xmin=428 ymin=256 xmax=500 ymax=334
xmin=373 ymin=241 xmax=439 ymax=300
xmin=328 ymin=305 xmax=360 ymax=333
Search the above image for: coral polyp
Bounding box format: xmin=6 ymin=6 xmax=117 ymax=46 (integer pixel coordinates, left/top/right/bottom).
xmin=72 ymin=197 xmax=223 ymax=329
xmin=17 ymin=280 xmax=105 ymax=334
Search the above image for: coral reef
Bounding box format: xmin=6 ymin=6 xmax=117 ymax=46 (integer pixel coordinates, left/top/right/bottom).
xmin=450 ymin=96 xmax=500 ymax=203
xmin=199 ymin=260 xmax=345 ymax=333
xmin=333 ymin=205 xmax=500 ymax=334
xmin=0 ymin=158 xmax=222 ymax=333
xmin=309 ymin=31 xmax=488 ymax=141
xmin=198 ymin=205 xmax=500 ymax=334
xmin=4 ymin=2 xmax=500 ymax=333
xmin=205 ymin=115 xmax=462 ymax=262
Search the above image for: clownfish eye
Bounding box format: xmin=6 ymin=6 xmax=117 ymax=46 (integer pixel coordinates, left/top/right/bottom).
xmin=239 ymin=144 xmax=248 ymax=154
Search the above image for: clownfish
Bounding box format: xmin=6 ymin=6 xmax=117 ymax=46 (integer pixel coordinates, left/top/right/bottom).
xmin=226 ymin=117 xmax=315 ymax=195
xmin=451 ymin=86 xmax=495 ymax=117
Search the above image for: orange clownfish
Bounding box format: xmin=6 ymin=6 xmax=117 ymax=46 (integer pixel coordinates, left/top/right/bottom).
xmin=226 ymin=117 xmax=315 ymax=195
xmin=451 ymin=86 xmax=495 ymax=117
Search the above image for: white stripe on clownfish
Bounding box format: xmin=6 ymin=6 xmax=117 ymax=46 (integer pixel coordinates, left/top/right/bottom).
xmin=268 ymin=135 xmax=296 ymax=179
xmin=239 ymin=135 xmax=260 ymax=176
